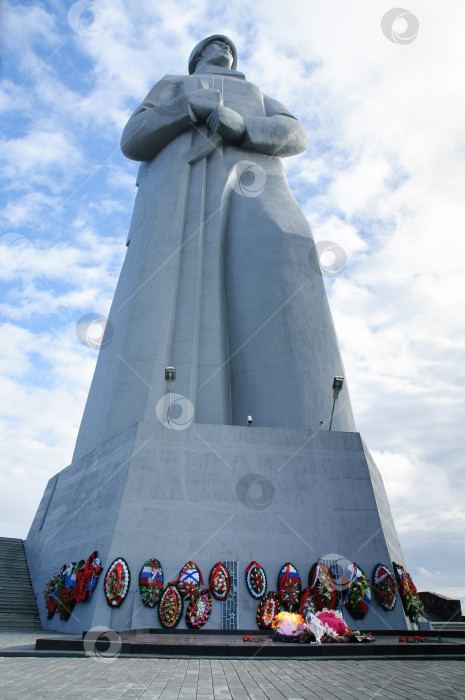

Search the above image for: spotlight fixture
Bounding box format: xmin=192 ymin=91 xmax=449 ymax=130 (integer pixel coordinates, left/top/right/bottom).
xmin=164 ymin=366 xmax=176 ymax=392
xmin=329 ymin=376 xmax=344 ymax=431
xmin=164 ymin=367 xmax=176 ymax=425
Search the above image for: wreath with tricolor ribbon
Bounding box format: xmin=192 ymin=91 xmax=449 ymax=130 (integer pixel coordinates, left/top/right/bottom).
xmin=245 ymin=561 xmax=267 ymax=599
xmin=372 ymin=563 xmax=397 ymax=611
xmin=257 ymin=591 xmax=280 ymax=629
xmin=44 ymin=568 xmax=64 ymax=619
xmin=393 ymin=562 xmax=424 ymax=624
xmin=308 ymin=563 xmax=336 ymax=611
xmin=104 ymin=557 xmax=130 ymax=607
xmin=209 ymin=562 xmax=230 ymax=601
xmin=139 ymin=558 xmax=163 ymax=607
xmin=344 ymin=563 xmax=371 ymax=619
xmin=56 ymin=565 xmax=77 ymax=621
xmin=43 ymin=551 xmax=103 ymax=620
xmin=278 ymin=563 xmax=301 ymax=611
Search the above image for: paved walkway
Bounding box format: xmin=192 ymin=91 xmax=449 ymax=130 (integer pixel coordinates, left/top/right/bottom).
xmin=0 ymin=630 xmax=464 ymax=699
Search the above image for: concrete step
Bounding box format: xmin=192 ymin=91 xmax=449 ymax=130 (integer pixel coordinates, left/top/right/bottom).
xmin=0 ymin=550 xmax=29 ymax=558
xmin=0 ymin=612 xmax=41 ymax=621
xmin=0 ymin=539 xmax=25 ymax=547
xmin=432 ymin=621 xmax=465 ymax=632
xmin=0 ymin=599 xmax=38 ymax=605
xmin=0 ymin=620 xmax=41 ymax=628
xmin=0 ymin=561 xmax=30 ymax=566
xmin=0 ymin=594 xmax=38 ymax=602
xmin=0 ymin=591 xmax=38 ymax=600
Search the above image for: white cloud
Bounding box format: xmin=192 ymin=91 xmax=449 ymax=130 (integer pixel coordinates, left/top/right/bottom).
xmin=0 ymin=130 xmax=84 ymax=191
xmin=0 ymin=323 xmax=97 ymax=536
xmin=0 ymin=227 xmax=124 ymax=320
xmin=1 ymin=0 xmax=464 ymax=611
xmin=1 ymin=1 xmax=61 ymax=63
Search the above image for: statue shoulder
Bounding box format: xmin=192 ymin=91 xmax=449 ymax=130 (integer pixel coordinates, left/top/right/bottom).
xmin=237 ymin=80 xmax=298 ymax=119
xmin=262 ymin=92 xmax=297 ymax=119
xmin=144 ymin=74 xmax=197 ymax=103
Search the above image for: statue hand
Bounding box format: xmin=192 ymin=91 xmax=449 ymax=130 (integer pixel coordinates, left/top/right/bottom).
xmin=187 ymin=89 xmax=223 ymax=121
xmin=206 ymin=106 xmax=245 ymax=143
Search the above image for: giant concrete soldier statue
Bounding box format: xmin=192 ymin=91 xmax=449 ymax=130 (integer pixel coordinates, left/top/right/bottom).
xmin=73 ymin=34 xmax=355 ymax=459
xmin=27 ymin=36 xmax=410 ymax=635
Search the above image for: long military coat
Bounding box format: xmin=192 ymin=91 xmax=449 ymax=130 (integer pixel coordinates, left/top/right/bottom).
xmin=73 ymin=66 xmax=355 ymax=460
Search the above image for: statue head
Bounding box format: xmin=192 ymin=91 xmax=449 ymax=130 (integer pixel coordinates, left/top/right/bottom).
xmin=188 ymin=34 xmax=237 ymax=74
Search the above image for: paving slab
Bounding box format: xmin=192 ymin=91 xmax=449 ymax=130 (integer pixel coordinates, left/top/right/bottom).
xmin=0 ymin=629 xmax=464 ymax=699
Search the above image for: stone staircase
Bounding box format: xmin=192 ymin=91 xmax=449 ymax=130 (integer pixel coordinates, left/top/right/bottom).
xmin=0 ymin=537 xmax=41 ymax=629
xmin=431 ymin=621 xmax=465 ymax=633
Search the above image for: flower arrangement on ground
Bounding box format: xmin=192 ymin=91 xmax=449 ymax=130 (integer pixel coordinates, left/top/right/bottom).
xmin=271 ymin=611 xmax=310 ymax=642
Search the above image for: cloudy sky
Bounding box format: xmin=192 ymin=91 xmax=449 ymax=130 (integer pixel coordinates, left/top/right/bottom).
xmin=1 ymin=0 xmax=464 ymax=610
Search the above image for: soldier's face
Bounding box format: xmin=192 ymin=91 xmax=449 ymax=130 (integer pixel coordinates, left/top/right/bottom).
xmin=200 ymin=40 xmax=233 ymax=69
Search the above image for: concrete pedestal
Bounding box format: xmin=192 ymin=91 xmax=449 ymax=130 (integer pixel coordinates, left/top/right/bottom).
xmin=26 ymin=423 xmax=410 ymax=633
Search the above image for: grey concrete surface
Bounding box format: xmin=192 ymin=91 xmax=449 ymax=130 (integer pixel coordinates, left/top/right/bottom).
xmin=26 ymin=425 xmax=408 ymax=634
xmin=0 ymin=630 xmax=464 ymax=699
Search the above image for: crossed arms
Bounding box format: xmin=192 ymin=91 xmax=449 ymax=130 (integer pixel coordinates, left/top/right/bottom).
xmin=121 ymin=80 xmax=308 ymax=163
